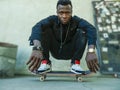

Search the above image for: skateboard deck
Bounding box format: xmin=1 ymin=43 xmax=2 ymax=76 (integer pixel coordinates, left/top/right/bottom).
xmin=36 ymin=70 xmax=91 ymax=81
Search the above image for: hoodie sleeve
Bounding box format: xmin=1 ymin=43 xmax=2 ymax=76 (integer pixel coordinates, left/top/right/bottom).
xmin=29 ymin=16 xmax=53 ymax=45
xmin=78 ymin=17 xmax=97 ymax=46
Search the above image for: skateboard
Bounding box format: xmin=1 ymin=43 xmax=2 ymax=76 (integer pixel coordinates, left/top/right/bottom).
xmin=36 ymin=70 xmax=91 ymax=82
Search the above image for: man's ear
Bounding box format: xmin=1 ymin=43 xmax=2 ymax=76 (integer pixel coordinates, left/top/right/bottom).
xmin=56 ymin=10 xmax=58 ymax=15
xmin=71 ymin=9 xmax=73 ymax=13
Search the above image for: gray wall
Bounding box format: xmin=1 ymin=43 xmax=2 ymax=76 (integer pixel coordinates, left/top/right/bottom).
xmin=0 ymin=0 xmax=110 ymax=75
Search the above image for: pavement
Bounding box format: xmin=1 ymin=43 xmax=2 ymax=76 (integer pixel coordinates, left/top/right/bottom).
xmin=0 ymin=73 xmax=120 ymax=90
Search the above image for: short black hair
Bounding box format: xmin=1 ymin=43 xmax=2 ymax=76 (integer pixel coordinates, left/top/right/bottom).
xmin=56 ymin=0 xmax=72 ymax=8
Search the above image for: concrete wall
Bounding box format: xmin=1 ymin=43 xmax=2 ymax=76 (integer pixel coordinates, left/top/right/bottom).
xmin=0 ymin=0 xmax=110 ymax=75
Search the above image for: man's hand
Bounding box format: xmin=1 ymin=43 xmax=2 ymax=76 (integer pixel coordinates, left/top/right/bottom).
xmin=26 ymin=50 xmax=43 ymax=72
xmin=85 ymin=52 xmax=99 ymax=73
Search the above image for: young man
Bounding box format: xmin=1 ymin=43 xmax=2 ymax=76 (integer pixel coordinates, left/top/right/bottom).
xmin=27 ymin=0 xmax=99 ymax=74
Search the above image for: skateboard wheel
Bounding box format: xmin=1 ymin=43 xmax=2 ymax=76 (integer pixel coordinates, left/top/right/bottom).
xmin=40 ymin=75 xmax=46 ymax=81
xmin=77 ymin=77 xmax=83 ymax=82
xmin=114 ymin=74 xmax=118 ymax=78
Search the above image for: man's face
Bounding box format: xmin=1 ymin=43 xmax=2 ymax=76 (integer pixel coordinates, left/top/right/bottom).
xmin=57 ymin=4 xmax=72 ymax=24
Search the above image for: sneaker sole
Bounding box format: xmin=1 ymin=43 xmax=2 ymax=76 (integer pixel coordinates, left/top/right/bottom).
xmin=70 ymin=69 xmax=82 ymax=74
xmin=37 ymin=68 xmax=52 ymax=74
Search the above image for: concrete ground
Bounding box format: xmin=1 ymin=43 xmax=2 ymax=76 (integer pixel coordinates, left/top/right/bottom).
xmin=0 ymin=74 xmax=120 ymax=90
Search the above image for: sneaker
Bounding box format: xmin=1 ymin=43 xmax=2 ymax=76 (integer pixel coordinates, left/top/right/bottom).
xmin=70 ymin=60 xmax=84 ymax=74
xmin=37 ymin=59 xmax=51 ymax=74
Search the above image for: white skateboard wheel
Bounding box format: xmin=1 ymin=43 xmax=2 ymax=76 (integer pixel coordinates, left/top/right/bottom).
xmin=114 ymin=74 xmax=118 ymax=78
xmin=40 ymin=76 xmax=45 ymax=81
xmin=77 ymin=77 xmax=83 ymax=82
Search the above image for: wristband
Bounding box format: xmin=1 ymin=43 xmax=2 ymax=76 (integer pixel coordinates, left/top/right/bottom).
xmin=33 ymin=46 xmax=43 ymax=51
xmin=88 ymin=48 xmax=95 ymax=53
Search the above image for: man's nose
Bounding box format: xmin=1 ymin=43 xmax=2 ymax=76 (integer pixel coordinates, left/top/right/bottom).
xmin=62 ymin=13 xmax=67 ymax=18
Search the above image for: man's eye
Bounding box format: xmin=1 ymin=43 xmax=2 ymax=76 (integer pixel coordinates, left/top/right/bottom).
xmin=58 ymin=12 xmax=64 ymax=14
xmin=58 ymin=12 xmax=71 ymax=14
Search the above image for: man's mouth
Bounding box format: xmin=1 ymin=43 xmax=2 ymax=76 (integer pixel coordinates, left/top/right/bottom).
xmin=62 ymin=19 xmax=68 ymax=23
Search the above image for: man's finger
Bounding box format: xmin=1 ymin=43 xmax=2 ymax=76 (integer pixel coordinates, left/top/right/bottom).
xmin=26 ymin=56 xmax=33 ymax=65
xmin=92 ymin=59 xmax=100 ymax=72
xmin=94 ymin=62 xmax=100 ymax=71
xmin=95 ymin=60 xmax=100 ymax=69
xmin=86 ymin=61 xmax=91 ymax=70
xmin=36 ymin=59 xmax=41 ymax=69
xmin=29 ymin=57 xmax=36 ymax=70
xmin=31 ymin=58 xmax=40 ymax=71
xmin=87 ymin=61 xmax=94 ymax=72
xmin=89 ymin=60 xmax=97 ymax=72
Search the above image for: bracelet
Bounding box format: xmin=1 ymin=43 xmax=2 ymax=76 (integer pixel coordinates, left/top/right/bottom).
xmin=87 ymin=48 xmax=95 ymax=53
xmin=33 ymin=46 xmax=43 ymax=51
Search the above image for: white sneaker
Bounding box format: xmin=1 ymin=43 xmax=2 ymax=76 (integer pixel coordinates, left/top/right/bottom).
xmin=71 ymin=64 xmax=84 ymax=74
xmin=37 ymin=60 xmax=51 ymax=74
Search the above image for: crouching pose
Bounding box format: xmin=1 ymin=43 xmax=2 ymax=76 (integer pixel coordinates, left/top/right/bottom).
xmin=26 ymin=0 xmax=99 ymax=74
